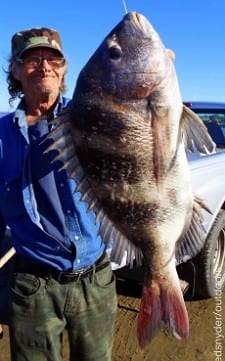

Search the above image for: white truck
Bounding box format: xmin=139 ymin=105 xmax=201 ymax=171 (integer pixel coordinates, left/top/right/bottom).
xmin=186 ymin=151 xmax=225 ymax=297
xmin=184 ymin=101 xmax=225 ymax=298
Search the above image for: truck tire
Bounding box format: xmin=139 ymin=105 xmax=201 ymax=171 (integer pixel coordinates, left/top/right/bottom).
xmin=194 ymin=209 xmax=225 ymax=298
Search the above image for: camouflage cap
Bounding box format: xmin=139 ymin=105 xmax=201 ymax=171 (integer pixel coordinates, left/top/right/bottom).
xmin=11 ymin=27 xmax=64 ymax=58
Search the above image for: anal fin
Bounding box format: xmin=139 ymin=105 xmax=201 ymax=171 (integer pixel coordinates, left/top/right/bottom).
xmin=176 ymin=194 xmax=210 ymax=264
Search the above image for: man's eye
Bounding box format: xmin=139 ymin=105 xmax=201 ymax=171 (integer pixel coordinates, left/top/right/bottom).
xmin=25 ymin=57 xmax=39 ymax=65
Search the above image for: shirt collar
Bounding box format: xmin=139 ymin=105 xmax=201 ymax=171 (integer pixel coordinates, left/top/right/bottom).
xmin=13 ymin=95 xmax=64 ymax=127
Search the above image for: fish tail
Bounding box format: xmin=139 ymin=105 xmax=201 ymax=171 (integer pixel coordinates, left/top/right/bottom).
xmin=137 ymin=276 xmax=189 ymax=347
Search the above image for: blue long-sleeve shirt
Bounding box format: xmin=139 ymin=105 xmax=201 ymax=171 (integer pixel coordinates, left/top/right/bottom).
xmin=0 ymin=96 xmax=105 ymax=271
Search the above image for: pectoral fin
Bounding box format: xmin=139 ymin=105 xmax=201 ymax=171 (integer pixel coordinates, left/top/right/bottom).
xmin=181 ymin=104 xmax=216 ymax=154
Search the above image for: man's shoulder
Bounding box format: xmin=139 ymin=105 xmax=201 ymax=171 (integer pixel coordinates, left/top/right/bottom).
xmin=0 ymin=111 xmax=14 ymax=120
xmin=61 ymin=96 xmax=72 ymax=110
xmin=0 ymin=112 xmax=15 ymax=130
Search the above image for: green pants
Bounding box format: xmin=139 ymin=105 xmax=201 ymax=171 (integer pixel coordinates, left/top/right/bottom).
xmin=9 ymin=259 xmax=117 ymax=361
xmin=0 ymin=230 xmax=14 ymax=324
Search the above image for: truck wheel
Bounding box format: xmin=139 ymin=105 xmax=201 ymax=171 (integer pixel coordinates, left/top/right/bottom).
xmin=194 ymin=209 xmax=225 ymax=298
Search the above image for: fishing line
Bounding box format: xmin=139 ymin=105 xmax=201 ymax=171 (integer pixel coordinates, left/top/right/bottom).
xmin=122 ymin=0 xmax=128 ymax=14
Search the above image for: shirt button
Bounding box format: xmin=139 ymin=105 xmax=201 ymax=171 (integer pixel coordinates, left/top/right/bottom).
xmin=74 ymin=236 xmax=80 ymax=240
xmin=77 ymin=259 xmax=80 ymax=264
xmin=60 ymin=183 xmax=64 ymax=187
xmin=67 ymin=209 xmax=71 ymax=214
xmin=6 ymin=187 xmax=10 ymax=191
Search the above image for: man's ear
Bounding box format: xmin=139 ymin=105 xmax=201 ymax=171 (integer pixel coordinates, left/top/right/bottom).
xmin=166 ymin=48 xmax=176 ymax=61
xmin=11 ymin=61 xmax=21 ymax=80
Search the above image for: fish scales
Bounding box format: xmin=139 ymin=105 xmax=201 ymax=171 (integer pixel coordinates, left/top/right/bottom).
xmin=45 ymin=12 xmax=215 ymax=347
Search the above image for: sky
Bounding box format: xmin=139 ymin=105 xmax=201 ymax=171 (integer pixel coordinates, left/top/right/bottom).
xmin=0 ymin=0 xmax=225 ymax=112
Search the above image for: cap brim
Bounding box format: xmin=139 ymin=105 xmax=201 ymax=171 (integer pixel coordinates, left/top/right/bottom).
xmin=19 ymin=44 xmax=64 ymax=57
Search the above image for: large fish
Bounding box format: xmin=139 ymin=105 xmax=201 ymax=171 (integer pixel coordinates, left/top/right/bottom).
xmin=46 ymin=12 xmax=215 ymax=347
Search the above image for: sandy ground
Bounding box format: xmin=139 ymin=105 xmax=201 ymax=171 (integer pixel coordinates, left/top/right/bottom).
xmin=1 ymin=276 xmax=224 ymax=361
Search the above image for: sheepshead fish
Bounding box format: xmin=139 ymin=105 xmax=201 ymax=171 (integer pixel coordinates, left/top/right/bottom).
xmin=46 ymin=12 xmax=215 ymax=347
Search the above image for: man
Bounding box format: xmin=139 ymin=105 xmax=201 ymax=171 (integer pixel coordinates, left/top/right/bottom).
xmin=0 ymin=27 xmax=117 ymax=361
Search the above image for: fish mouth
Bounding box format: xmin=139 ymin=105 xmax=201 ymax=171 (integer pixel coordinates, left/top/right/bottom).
xmin=125 ymin=12 xmax=154 ymax=35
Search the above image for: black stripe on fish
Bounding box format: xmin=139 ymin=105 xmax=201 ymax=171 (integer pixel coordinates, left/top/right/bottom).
xmin=76 ymin=147 xmax=149 ymax=183
xmin=72 ymin=104 xmax=128 ymax=138
xmin=100 ymin=198 xmax=170 ymax=225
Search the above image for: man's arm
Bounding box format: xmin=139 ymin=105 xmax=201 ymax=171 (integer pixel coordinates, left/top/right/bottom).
xmin=0 ymin=217 xmax=15 ymax=268
xmin=0 ymin=213 xmax=6 ymax=252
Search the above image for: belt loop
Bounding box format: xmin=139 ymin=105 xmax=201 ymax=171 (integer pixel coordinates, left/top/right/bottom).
xmin=77 ymin=272 xmax=82 ymax=282
xmin=92 ymin=263 xmax=96 ymax=285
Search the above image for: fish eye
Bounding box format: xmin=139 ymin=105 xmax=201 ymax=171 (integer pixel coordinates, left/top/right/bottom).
xmin=109 ymin=46 xmax=122 ymax=60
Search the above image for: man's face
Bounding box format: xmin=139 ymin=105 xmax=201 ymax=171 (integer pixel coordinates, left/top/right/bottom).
xmin=12 ymin=47 xmax=67 ymax=99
